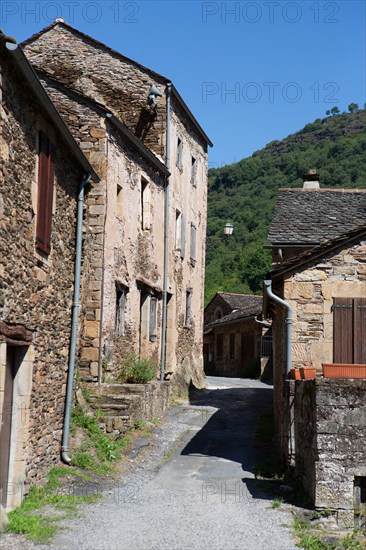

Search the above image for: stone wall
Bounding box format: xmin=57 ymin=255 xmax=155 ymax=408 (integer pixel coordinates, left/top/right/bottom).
xmin=87 ymin=382 xmax=170 ymax=436
xmin=271 ymin=239 xmax=366 ymax=466
xmin=0 ymin=45 xmax=89 ymax=503
xmin=23 ymin=21 xmax=209 ymax=392
xmin=284 ymin=239 xmax=366 ymax=372
xmin=204 ymin=295 xmax=234 ymax=326
xmin=23 ymin=22 xmax=167 ymax=158
xmin=206 ymin=321 xmax=261 ymax=377
xmin=294 ymin=379 xmax=366 ymax=526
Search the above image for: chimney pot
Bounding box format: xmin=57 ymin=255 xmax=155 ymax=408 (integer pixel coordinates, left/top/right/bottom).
xmin=302 ymin=168 xmax=320 ymax=189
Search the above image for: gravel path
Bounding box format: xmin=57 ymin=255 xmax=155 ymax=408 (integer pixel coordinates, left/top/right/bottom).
xmin=1 ymin=377 xmax=297 ymax=550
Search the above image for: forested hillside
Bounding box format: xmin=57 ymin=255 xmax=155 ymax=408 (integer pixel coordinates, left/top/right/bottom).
xmin=205 ymin=109 xmax=366 ymax=304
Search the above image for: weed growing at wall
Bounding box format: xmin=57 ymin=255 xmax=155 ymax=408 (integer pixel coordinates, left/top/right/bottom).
xmin=6 ymin=467 xmax=99 ymax=543
xmin=115 ymin=353 xmax=156 ymax=384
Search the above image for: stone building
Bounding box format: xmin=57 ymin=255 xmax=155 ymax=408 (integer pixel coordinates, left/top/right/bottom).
xmin=22 ymin=20 xmax=212 ymax=391
xmin=268 ymin=171 xmax=366 ymax=265
xmin=203 ymin=293 xmax=262 ymax=377
xmin=264 ymin=175 xmax=366 ymax=524
xmin=0 ymin=32 xmax=98 ymax=510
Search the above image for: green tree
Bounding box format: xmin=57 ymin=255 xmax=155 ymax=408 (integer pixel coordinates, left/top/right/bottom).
xmin=330 ymin=106 xmax=340 ymax=116
xmin=348 ymin=103 xmax=359 ymax=113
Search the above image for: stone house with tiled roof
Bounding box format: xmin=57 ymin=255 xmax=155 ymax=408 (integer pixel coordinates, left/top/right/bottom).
xmin=264 ymin=173 xmax=366 ymax=523
xmin=268 ymin=171 xmax=366 ymax=265
xmin=203 ymin=293 xmax=263 ymax=377
xmin=22 ymin=20 xmax=212 ymax=391
xmin=0 ymin=31 xmax=98 ymax=511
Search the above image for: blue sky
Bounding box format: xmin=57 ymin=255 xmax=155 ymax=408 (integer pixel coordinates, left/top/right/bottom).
xmin=3 ymin=0 xmax=365 ymax=167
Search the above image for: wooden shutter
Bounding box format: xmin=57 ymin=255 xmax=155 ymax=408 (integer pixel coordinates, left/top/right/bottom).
xmin=354 ymin=298 xmax=366 ymax=364
xmin=190 ymin=224 xmax=197 ymax=266
xmin=180 ymin=214 xmax=186 ymax=259
xmin=36 ymin=132 xmax=55 ymax=255
xmin=149 ymin=297 xmax=157 ymax=340
xmin=333 ymin=298 xmax=354 ymax=363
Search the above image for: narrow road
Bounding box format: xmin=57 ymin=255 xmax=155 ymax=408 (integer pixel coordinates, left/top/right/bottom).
xmin=3 ymin=377 xmax=297 ymax=549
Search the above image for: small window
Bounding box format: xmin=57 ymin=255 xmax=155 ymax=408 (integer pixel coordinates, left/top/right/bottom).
xmin=116 ymin=183 xmax=123 ymax=217
xmin=229 ymin=333 xmax=236 ymax=360
xmin=141 ymin=178 xmax=150 ymax=230
xmin=184 ymin=289 xmax=192 ymax=327
xmin=176 ymin=136 xmax=183 ymax=171
xmin=36 ymin=131 xmax=55 ymax=255
xmin=115 ymin=286 xmax=127 ymax=336
xmin=190 ymin=223 xmax=197 ymax=267
xmin=149 ymin=297 xmax=158 ymax=342
xmin=216 ymin=334 xmax=224 ymax=360
xmin=215 ymin=307 xmax=223 ymax=320
xmin=191 ymin=156 xmax=197 ymax=186
xmin=180 ymin=213 xmax=186 ymax=259
xmin=175 ymin=210 xmax=182 ymax=250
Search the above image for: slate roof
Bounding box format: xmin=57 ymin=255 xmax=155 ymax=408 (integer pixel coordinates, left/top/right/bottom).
xmin=215 ymin=292 xmax=262 ymax=311
xmin=206 ymin=301 xmax=263 ymax=328
xmin=269 ymin=224 xmax=366 ymax=279
xmin=268 ymin=189 xmax=366 ymax=245
xmin=205 ymin=293 xmax=262 ymax=329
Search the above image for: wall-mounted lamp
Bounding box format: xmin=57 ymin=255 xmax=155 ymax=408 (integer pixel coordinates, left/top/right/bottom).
xmin=223 ymin=223 xmax=234 ymax=236
xmin=147 ymin=84 xmax=163 ymax=109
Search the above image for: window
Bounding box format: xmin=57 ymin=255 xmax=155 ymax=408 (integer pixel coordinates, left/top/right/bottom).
xmin=36 ymin=131 xmax=55 ymax=255
xmin=190 ymin=223 xmax=197 ymax=267
xmin=180 ymin=214 xmax=186 ymax=259
xmin=190 ymin=156 xmax=197 ymax=186
xmin=141 ymin=178 xmax=150 ymax=230
xmin=149 ymin=297 xmax=158 ymax=342
xmin=214 ymin=307 xmax=223 ymax=320
xmin=229 ymin=333 xmax=236 ymax=360
xmin=116 ymin=183 xmax=123 ymax=217
xmin=333 ymin=298 xmax=366 ymax=363
xmin=216 ymin=334 xmax=224 ymax=360
xmin=115 ymin=285 xmax=127 ymax=336
xmin=175 ymin=210 xmax=182 ymax=250
xmin=176 ymin=136 xmax=183 ymax=171
xmin=184 ymin=289 xmax=192 ymax=327
xmin=138 ymin=284 xmax=160 ymax=354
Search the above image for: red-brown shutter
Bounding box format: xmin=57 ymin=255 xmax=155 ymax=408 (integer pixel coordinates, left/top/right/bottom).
xmin=36 ymin=132 xmax=55 ymax=255
xmin=354 ymin=298 xmax=366 ymax=364
xmin=333 ymin=297 xmax=354 ymax=363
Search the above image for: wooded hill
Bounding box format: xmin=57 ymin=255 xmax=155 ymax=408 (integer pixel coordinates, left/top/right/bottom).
xmin=205 ymin=109 xmax=366 ymax=304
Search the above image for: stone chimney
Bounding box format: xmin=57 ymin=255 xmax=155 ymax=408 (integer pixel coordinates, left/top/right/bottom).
xmin=302 ymin=169 xmax=320 ymax=189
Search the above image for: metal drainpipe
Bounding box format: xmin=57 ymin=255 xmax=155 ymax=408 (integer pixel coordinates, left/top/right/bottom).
xmin=264 ymin=279 xmax=292 ymax=377
xmin=61 ymin=174 xmax=91 ymax=464
xmin=160 ymin=83 xmax=172 ymax=382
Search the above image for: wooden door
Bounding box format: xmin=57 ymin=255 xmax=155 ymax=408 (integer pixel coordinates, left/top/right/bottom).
xmin=0 ymin=347 xmax=15 ymax=507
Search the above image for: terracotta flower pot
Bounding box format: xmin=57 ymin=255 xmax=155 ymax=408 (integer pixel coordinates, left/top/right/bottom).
xmin=322 ymin=363 xmax=366 ymax=379
xmin=290 ymin=368 xmax=301 ymax=380
xmin=299 ymin=367 xmax=317 ymax=379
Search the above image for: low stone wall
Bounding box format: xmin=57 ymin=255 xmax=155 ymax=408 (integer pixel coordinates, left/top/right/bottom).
xmin=88 ymin=382 xmax=170 ymax=436
xmin=294 ymin=379 xmax=366 ymax=526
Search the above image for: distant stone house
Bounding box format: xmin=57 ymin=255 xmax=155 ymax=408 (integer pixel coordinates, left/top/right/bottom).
xmin=265 ymin=175 xmax=366 ymax=523
xmin=0 ymin=33 xmax=98 ymax=511
xmin=23 ymin=20 xmax=212 ymax=391
xmin=203 ymin=293 xmax=262 ymax=377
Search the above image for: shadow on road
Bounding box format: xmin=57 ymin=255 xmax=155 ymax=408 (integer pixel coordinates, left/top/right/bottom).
xmin=181 ymin=382 xmax=273 ymax=479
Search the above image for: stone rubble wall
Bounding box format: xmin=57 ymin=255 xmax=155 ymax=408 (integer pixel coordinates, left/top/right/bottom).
xmin=23 ymin=23 xmax=167 ymax=158
xmin=87 ymin=382 xmax=170 ymax=436
xmin=284 ymin=240 xmax=366 ymax=371
xmin=294 ymin=379 xmax=366 ymax=526
xmin=0 ymin=47 xmax=86 ymax=491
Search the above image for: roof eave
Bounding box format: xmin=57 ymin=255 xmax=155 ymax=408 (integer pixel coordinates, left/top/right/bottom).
xmin=171 ymin=87 xmax=213 ymax=147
